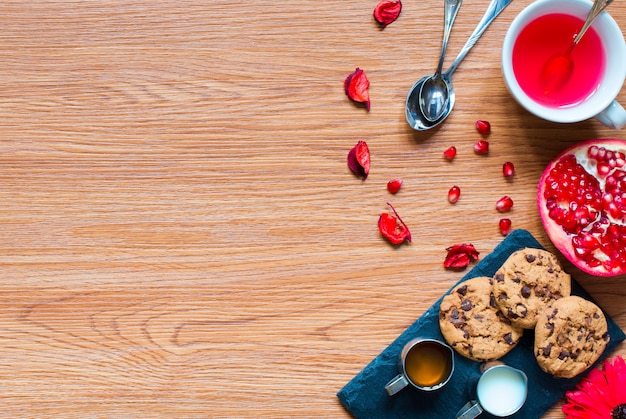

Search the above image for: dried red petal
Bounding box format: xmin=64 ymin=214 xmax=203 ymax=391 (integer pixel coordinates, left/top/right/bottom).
xmin=347 ymin=140 xmax=370 ymax=179
xmin=373 ymin=0 xmax=402 ymax=26
xmin=344 ymin=68 xmax=370 ymax=111
xmin=378 ymin=202 xmax=411 ymax=245
xmin=444 ymin=243 xmax=479 ymax=269
xmin=387 ymin=178 xmax=403 ymax=194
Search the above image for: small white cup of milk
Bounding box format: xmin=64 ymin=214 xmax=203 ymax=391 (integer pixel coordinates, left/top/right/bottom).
xmin=456 ymin=362 xmax=528 ymax=418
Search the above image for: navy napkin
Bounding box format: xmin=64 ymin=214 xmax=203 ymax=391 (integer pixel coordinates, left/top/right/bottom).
xmin=337 ymin=229 xmax=626 ymax=419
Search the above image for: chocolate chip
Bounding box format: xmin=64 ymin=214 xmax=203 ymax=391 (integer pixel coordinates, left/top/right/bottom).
xmin=457 ymin=285 xmax=468 ymax=296
xmin=521 ymin=286 xmax=531 ymax=298
xmin=542 ymin=344 xmax=552 ymax=356
xmin=546 ymin=322 xmax=555 ymax=336
xmin=495 ymin=273 xmax=504 ymax=282
xmin=593 ymin=312 xmax=600 ymax=319
xmin=504 ymin=333 xmax=514 ymax=345
xmin=490 ymin=294 xmax=497 ymax=308
xmin=516 ymin=303 xmax=528 ymax=317
xmin=512 ymin=276 xmax=521 ymax=283
xmin=498 ymin=293 xmax=508 ymax=301
xmin=548 ymin=267 xmax=554 ymax=274
xmin=463 ymin=329 xmax=470 ymax=339
xmin=461 ymin=299 xmax=474 ymax=311
xmin=474 ymin=314 xmax=484 ymax=320
xmin=558 ymin=350 xmax=570 ymax=360
xmin=526 ymin=254 xmax=536 ymax=263
xmin=507 ymin=307 xmax=519 ymax=319
xmin=534 ymin=286 xmax=546 ymax=297
xmin=451 ymin=309 xmax=459 ymax=319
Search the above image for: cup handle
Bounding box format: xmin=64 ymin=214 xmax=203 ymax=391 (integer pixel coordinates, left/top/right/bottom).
xmin=595 ymin=100 xmax=626 ymax=129
xmin=385 ymin=374 xmax=409 ymax=396
xmin=456 ymin=400 xmax=484 ymax=419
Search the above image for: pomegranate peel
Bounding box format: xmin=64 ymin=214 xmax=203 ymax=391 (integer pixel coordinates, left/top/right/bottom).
xmin=537 ymin=138 xmax=626 ymax=277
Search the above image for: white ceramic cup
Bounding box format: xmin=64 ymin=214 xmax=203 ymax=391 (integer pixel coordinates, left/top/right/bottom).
xmin=501 ymin=0 xmax=626 ymax=128
xmin=456 ymin=362 xmax=528 ymax=418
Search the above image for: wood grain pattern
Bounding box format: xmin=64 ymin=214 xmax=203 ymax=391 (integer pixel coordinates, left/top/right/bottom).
xmin=0 ymin=0 xmax=625 ymax=417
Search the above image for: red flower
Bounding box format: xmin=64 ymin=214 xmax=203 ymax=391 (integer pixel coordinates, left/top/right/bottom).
xmin=562 ymin=356 xmax=626 ymax=419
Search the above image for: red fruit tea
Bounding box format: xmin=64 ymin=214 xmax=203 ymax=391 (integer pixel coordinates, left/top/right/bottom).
xmin=512 ymin=13 xmax=606 ymax=108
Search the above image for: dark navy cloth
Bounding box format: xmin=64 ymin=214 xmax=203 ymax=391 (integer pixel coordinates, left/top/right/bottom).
xmin=337 ymin=229 xmax=626 ymax=419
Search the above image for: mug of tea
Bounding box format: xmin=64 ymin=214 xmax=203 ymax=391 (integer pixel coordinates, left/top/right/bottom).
xmin=501 ymin=0 xmax=626 ymax=128
xmin=385 ymin=338 xmax=455 ymax=396
xmin=456 ymin=362 xmax=528 ymax=418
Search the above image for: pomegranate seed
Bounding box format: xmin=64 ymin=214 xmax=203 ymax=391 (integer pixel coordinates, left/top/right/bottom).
xmin=499 ymin=218 xmax=512 ymax=235
xmin=496 ymin=196 xmax=514 ymax=212
xmin=474 ymin=140 xmax=489 ymax=155
xmin=503 ymin=161 xmax=515 ymax=177
xmin=448 ymin=186 xmax=461 ymax=203
xmin=475 ymin=120 xmax=491 ymax=136
xmin=387 ymin=178 xmax=403 ymax=194
xmin=443 ymin=146 xmax=457 ymax=161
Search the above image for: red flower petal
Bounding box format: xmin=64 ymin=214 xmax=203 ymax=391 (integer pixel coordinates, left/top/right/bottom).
xmin=562 ymin=356 xmax=626 ymax=418
xmin=347 ymin=140 xmax=370 ymax=179
xmin=344 ymin=68 xmax=370 ymax=111
xmin=373 ymin=0 xmax=402 ymax=26
xmin=378 ymin=203 xmax=411 ymax=245
xmin=443 ymin=243 xmax=479 ymax=269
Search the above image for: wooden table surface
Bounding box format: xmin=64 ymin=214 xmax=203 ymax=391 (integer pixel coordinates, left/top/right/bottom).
xmin=1 ymin=1 xmax=625 ymax=417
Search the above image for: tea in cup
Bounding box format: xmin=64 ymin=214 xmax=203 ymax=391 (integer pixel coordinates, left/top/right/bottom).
xmin=501 ymin=0 xmax=626 ymax=128
xmin=385 ymin=338 xmax=454 ymax=396
xmin=456 ymin=362 xmax=528 ymax=418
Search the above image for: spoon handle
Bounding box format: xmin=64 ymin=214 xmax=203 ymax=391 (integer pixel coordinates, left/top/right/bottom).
xmin=572 ymin=0 xmax=613 ymax=46
xmin=435 ymin=0 xmax=463 ymax=75
xmin=444 ymin=0 xmax=513 ymax=76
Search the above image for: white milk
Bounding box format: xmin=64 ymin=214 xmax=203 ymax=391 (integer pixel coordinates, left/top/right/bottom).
xmin=476 ymin=366 xmax=527 ymax=416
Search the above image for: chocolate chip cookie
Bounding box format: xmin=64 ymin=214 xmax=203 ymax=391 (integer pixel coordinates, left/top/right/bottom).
xmin=439 ymin=276 xmax=523 ymax=362
xmin=493 ymin=248 xmax=571 ymax=329
xmin=534 ymin=295 xmax=609 ymax=378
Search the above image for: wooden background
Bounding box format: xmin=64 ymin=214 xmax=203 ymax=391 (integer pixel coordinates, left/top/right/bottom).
xmin=1 ymin=0 xmax=624 ymax=417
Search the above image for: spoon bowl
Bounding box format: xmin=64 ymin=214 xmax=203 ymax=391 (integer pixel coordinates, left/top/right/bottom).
xmin=406 ymin=0 xmax=513 ymax=130
xmin=418 ymin=0 xmax=462 ymax=122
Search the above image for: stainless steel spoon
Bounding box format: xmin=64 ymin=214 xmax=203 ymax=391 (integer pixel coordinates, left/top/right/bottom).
xmin=406 ymin=0 xmax=514 ymax=131
xmin=419 ymin=0 xmax=463 ymax=122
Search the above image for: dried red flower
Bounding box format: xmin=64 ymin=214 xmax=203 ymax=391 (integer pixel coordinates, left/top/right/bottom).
xmin=344 ymin=68 xmax=370 ymax=111
xmin=444 ymin=243 xmax=479 ymax=269
xmin=378 ymin=202 xmax=411 ymax=245
xmin=387 ymin=178 xmax=403 ymax=194
xmin=347 ymin=140 xmax=370 ymax=179
xmin=562 ymin=356 xmax=626 ymax=419
xmin=373 ymin=0 xmax=402 ymax=26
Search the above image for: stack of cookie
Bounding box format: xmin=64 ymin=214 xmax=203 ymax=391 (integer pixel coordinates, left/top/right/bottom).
xmin=439 ymin=248 xmax=610 ymax=378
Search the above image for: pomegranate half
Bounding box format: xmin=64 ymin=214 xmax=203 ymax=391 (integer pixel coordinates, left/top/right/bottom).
xmin=537 ymin=138 xmax=626 ymax=277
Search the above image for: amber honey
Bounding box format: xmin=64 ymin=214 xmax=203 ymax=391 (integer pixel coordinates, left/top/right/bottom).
xmin=404 ymin=341 xmax=452 ymax=387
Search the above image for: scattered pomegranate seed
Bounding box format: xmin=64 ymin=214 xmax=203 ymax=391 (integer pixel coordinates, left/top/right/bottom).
xmin=475 ymin=120 xmax=491 ymax=136
xmin=496 ymin=196 xmax=514 ymax=212
xmin=448 ymin=186 xmax=461 ymax=203
xmin=499 ymin=218 xmax=512 ymax=236
xmin=387 ymin=178 xmax=403 ymax=194
xmin=373 ymin=0 xmax=402 ymax=26
xmin=444 ymin=243 xmax=479 ymax=269
xmin=443 ymin=146 xmax=457 ymax=161
xmin=474 ymin=140 xmax=489 ymax=155
xmin=503 ymin=161 xmax=515 ymax=177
